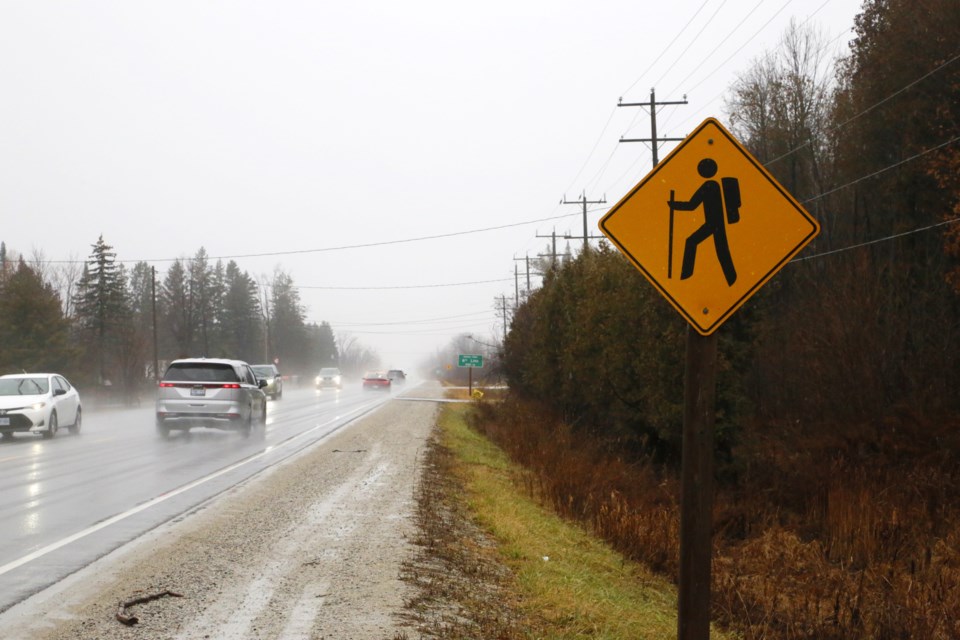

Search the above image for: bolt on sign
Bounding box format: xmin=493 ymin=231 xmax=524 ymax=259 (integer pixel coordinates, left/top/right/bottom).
xmin=599 ymin=117 xmax=820 ymax=335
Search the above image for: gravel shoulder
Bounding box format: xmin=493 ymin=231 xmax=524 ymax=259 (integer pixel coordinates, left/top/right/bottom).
xmin=1 ymin=392 xmax=439 ymax=640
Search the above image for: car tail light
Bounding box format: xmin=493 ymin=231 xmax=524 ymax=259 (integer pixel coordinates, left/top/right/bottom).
xmin=159 ymin=382 xmax=175 ymax=388
xmin=220 ymin=383 xmax=241 ymax=389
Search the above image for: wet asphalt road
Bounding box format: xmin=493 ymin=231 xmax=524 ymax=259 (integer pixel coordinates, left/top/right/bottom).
xmin=0 ymin=383 xmax=396 ymax=613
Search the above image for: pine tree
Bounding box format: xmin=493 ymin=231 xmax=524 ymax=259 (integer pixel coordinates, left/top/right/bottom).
xmin=72 ymin=236 xmax=131 ymax=385
xmin=313 ymin=321 xmax=339 ymax=366
xmin=270 ymin=270 xmax=307 ymax=373
xmin=221 ymin=261 xmax=263 ymax=362
xmin=189 ymin=248 xmax=216 ymax=356
xmin=161 ymin=259 xmax=194 ymax=358
xmin=0 ymin=259 xmax=75 ymax=374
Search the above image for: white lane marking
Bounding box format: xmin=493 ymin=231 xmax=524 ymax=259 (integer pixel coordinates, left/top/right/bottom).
xmin=0 ymin=400 xmax=381 ymax=578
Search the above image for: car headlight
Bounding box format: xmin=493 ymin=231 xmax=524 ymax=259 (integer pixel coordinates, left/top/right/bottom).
xmin=334 ymin=376 xmax=341 ymax=384
xmin=31 ymin=402 xmax=46 ymax=411
xmin=315 ymin=377 xmax=321 ymax=384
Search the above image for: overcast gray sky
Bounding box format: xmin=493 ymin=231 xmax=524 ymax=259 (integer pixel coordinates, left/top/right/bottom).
xmin=0 ymin=0 xmax=863 ymax=370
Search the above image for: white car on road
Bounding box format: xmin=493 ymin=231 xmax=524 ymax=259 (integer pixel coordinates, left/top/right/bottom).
xmin=0 ymin=373 xmax=82 ymax=439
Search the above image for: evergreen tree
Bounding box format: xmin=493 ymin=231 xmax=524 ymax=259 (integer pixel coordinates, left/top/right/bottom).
xmin=313 ymin=321 xmax=339 ymax=366
xmin=269 ymin=270 xmax=307 ymax=373
xmin=0 ymin=259 xmax=75 ymax=374
xmin=161 ymin=259 xmax=194 ymax=358
xmin=189 ymin=248 xmax=217 ymax=356
xmin=127 ymin=262 xmax=158 ymax=377
xmin=209 ymin=259 xmax=226 ymax=354
xmin=221 ymin=260 xmax=263 ymax=362
xmin=72 ymin=235 xmax=132 ymax=385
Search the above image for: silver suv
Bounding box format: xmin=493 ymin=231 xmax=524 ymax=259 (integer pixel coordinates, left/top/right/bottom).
xmin=251 ymin=363 xmax=283 ymax=399
xmin=155 ymin=358 xmax=268 ymax=438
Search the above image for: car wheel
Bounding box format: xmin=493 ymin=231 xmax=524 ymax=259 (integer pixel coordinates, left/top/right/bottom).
xmin=68 ymin=408 xmax=82 ymax=435
xmin=43 ymin=412 xmax=58 ymax=439
xmin=241 ymin=410 xmax=253 ymax=438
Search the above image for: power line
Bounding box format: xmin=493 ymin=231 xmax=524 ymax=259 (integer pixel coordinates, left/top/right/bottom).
xmin=766 ymin=50 xmax=960 ymax=166
xmin=651 ymin=0 xmax=732 ymax=90
xmin=793 ymin=218 xmax=960 ymax=263
xmin=294 ymin=277 xmax=513 ymax=291
xmin=619 ymin=0 xmax=712 ymax=98
xmin=801 ymin=134 xmax=960 ymax=204
xmin=40 ymin=211 xmax=582 ymax=265
xmin=681 ymin=0 xmax=795 ymax=96
xmin=665 ymin=0 xmax=766 ymax=94
xmin=331 ymin=310 xmax=494 ymax=327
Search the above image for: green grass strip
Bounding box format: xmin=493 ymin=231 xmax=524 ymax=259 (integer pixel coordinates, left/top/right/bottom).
xmin=439 ymin=404 xmax=736 ymax=640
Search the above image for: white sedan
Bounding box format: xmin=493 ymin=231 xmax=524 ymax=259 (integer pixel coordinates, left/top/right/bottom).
xmin=0 ymin=373 xmax=82 ymax=439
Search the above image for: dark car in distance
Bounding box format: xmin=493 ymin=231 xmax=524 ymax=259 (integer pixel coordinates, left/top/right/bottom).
xmin=386 ymin=369 xmax=406 ymax=385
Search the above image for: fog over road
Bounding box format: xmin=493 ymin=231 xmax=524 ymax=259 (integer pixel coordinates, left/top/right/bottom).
xmin=0 ymin=382 xmax=396 ymax=613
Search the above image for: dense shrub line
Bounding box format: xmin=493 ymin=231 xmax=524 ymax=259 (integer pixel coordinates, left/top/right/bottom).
xmin=469 ymin=398 xmax=960 ymax=638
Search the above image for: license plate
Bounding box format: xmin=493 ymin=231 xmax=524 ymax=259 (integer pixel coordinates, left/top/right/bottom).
xmin=190 ymin=387 xmax=206 ymax=397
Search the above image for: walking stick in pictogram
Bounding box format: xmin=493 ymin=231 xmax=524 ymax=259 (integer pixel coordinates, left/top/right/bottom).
xmin=668 ymin=189 xmax=676 ymax=279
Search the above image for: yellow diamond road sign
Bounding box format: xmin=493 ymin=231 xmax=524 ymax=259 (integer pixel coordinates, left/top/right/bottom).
xmin=599 ymin=117 xmax=820 ymax=335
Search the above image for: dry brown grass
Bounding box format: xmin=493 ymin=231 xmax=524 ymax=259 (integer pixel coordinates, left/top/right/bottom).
xmin=466 ymin=397 xmax=960 ymax=639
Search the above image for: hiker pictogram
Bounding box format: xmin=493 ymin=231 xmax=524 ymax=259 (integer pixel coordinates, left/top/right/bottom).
xmin=597 ymin=117 xmax=820 ymax=336
xmin=667 ymin=158 xmax=740 ymax=286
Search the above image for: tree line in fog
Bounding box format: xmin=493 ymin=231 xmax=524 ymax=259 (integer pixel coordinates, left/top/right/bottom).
xmin=0 ymin=236 xmax=380 ymax=392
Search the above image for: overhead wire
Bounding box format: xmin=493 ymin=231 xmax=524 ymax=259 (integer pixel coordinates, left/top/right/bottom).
xmin=294 ymin=277 xmax=514 ymax=291
xmin=556 ymin=0 xmax=721 ymax=231
xmin=651 ymin=0 xmax=733 ymax=90
xmin=331 ymin=309 xmax=495 ymax=327
xmin=765 ymin=50 xmax=960 ymax=166
xmin=801 ymin=134 xmax=960 ymax=204
xmin=619 ymin=0 xmax=712 ymax=98
xmin=578 ymin=0 xmax=795 ymax=215
xmin=41 ymin=210 xmax=583 ymax=265
xmin=793 ymin=218 xmax=960 ymax=263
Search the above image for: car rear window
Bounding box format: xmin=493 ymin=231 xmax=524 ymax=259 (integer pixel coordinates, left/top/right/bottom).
xmin=163 ymin=363 xmax=240 ymax=383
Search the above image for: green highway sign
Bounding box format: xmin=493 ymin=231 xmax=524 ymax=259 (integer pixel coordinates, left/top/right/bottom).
xmin=457 ymin=354 xmax=483 ymax=368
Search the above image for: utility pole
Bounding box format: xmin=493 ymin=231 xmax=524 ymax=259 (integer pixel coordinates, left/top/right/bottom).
xmin=514 ymin=263 xmax=519 ymax=311
xmin=514 ymin=254 xmax=531 ymax=292
xmin=536 ymin=229 xmax=561 ymax=270
xmin=151 ymin=265 xmax=159 ymax=382
xmin=618 ymin=87 xmax=688 ymax=166
xmin=500 ymin=294 xmax=509 ymax=344
xmin=561 ymin=192 xmax=606 ymax=252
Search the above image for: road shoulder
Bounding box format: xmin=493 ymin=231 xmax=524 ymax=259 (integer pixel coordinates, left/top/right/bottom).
xmin=1 ymin=397 xmax=436 ymax=640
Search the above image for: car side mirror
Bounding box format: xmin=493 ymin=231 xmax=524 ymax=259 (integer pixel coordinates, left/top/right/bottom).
xmin=54 ymin=388 xmax=66 ymax=396
xmin=258 ymin=379 xmax=268 ymax=388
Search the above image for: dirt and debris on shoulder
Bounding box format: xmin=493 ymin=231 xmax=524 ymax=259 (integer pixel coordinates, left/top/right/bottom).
xmin=396 ymin=429 xmax=523 ymax=639
xmin=1 ymin=399 xmax=438 ymax=640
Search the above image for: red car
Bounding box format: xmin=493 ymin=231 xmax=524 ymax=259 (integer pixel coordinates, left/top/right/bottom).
xmin=362 ymin=371 xmax=391 ymax=392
